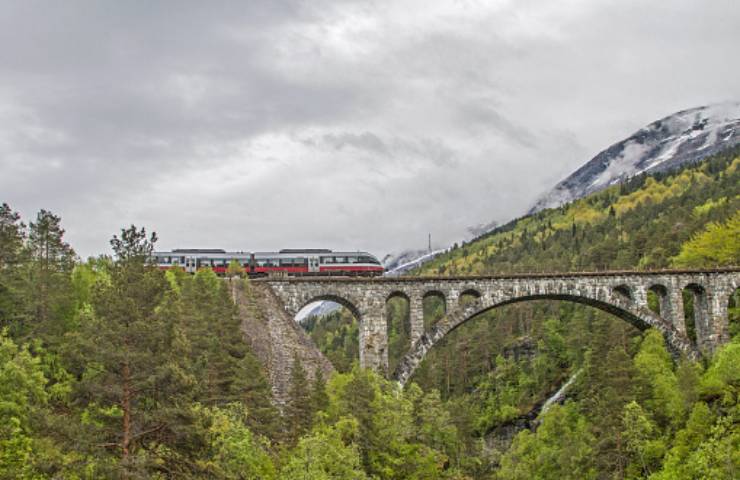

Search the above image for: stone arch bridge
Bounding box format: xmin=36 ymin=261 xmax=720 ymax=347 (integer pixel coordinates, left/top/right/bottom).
xmin=258 ymin=269 xmax=739 ymax=385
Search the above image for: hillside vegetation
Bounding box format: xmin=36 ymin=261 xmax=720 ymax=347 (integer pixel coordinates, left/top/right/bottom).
xmin=419 ymin=144 xmax=740 ymax=275
xmin=0 ymin=146 xmax=737 ymax=479
xmin=305 ymin=145 xmax=740 ymax=478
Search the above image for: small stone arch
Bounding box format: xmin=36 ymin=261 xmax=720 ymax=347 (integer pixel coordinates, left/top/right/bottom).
xmin=422 ymin=290 xmax=447 ymax=330
xmin=728 ymin=285 xmax=740 ymax=339
xmin=385 ymin=291 xmax=411 ymax=374
xmin=647 ymin=284 xmax=669 ymax=315
xmin=393 ymin=291 xmax=695 ymax=385
xmin=613 ymin=284 xmax=633 ymax=300
xmin=458 ymin=288 xmax=482 ymax=307
xmin=386 ymin=290 xmax=411 ymax=303
xmin=423 ymin=289 xmax=447 ymax=302
xmin=681 ymin=283 xmax=709 ymax=347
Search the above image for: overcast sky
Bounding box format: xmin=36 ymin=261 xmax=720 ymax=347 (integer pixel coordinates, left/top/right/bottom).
xmin=1 ymin=0 xmax=739 ymax=259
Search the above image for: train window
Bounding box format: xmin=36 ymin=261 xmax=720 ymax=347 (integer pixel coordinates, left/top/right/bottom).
xmin=335 ymin=256 xmax=347 ymax=263
xmin=321 ymin=257 xmax=334 ymax=264
xmin=295 ymin=257 xmax=307 ymax=265
xmin=348 ymin=256 xmax=359 ymax=263
xmin=280 ymin=258 xmax=294 ymax=266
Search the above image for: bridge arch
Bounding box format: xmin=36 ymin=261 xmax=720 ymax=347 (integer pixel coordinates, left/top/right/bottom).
xmin=459 ymin=288 xmax=482 ymax=307
xmin=613 ymin=284 xmax=633 ymax=300
xmin=393 ymin=291 xmax=696 ymax=385
xmin=422 ymin=290 xmax=447 ymax=330
xmin=386 ymin=290 xmax=410 ymax=302
xmin=296 ymin=293 xmax=362 ymax=320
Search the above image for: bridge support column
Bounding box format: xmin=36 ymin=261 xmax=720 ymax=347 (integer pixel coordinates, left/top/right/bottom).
xmin=706 ymin=285 xmax=731 ymax=352
xmin=632 ymin=285 xmax=648 ymax=309
xmin=359 ymin=306 xmax=389 ymax=375
xmin=409 ymin=296 xmax=424 ymax=345
xmin=662 ymin=283 xmax=686 ymax=335
xmin=686 ymin=288 xmax=712 ymax=354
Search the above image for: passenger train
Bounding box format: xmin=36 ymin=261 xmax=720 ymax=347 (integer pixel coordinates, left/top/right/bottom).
xmin=152 ymin=248 xmax=385 ymax=277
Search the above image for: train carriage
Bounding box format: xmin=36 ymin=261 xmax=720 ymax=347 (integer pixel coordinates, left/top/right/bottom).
xmin=152 ymin=248 xmax=384 ymax=277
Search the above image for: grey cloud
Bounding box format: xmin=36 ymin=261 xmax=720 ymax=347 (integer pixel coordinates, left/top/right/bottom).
xmin=0 ymin=0 xmax=738 ymax=258
xmin=322 ymin=132 xmax=390 ymax=155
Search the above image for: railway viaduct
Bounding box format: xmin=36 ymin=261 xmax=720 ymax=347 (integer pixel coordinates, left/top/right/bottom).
xmin=257 ymin=269 xmax=739 ymax=385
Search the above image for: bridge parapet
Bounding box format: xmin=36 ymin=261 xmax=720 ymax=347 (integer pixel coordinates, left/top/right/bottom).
xmin=259 ymin=269 xmax=739 ymax=381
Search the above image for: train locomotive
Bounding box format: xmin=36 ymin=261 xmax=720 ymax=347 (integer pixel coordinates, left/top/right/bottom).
xmin=152 ymin=248 xmax=385 ymax=277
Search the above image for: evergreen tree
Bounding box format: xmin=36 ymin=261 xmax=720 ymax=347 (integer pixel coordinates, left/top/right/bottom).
xmin=77 ymin=225 xmax=189 ymax=476
xmin=0 ymin=203 xmax=27 ymax=337
xmin=285 ymin=354 xmax=313 ymax=445
xmin=311 ymin=368 xmax=330 ymax=414
xmin=180 ymin=268 xmax=249 ymax=405
xmin=26 ymin=209 xmax=76 ymax=342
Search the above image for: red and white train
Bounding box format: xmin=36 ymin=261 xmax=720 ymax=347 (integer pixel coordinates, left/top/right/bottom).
xmin=152 ymin=248 xmax=384 ymax=277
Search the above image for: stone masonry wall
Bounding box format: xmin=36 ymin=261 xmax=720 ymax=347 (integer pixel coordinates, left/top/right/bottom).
xmin=231 ymin=278 xmax=334 ymax=406
xmin=261 ymin=269 xmax=739 ymax=383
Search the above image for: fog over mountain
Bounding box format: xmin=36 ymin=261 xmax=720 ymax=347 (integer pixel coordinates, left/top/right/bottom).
xmin=0 ymin=1 xmax=739 ymax=259
xmin=384 ymin=102 xmax=740 ymax=273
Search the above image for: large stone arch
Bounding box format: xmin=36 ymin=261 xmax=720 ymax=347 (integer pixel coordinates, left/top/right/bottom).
xmin=260 ymin=269 xmax=738 ymax=378
xmin=393 ymin=290 xmax=696 ymax=385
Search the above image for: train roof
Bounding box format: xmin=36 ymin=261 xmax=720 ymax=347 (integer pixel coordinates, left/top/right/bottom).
xmin=171 ymin=248 xmax=226 ymax=254
xmin=279 ymin=248 xmax=332 ymax=254
xmin=154 ymin=249 xmax=378 ymax=258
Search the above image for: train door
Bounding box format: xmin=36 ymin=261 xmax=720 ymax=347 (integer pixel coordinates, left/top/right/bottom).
xmin=308 ymin=255 xmax=320 ymax=274
xmin=185 ymin=256 xmax=196 ymax=274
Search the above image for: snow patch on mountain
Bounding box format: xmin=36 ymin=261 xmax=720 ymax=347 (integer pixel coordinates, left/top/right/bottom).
xmin=383 ymin=248 xmax=448 ymax=276
xmin=529 ymin=102 xmax=740 ymax=214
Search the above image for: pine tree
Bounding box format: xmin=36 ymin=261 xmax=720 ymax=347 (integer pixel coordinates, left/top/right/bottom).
xmin=0 ymin=203 xmax=28 ymax=337
xmin=78 ymin=225 xmax=189 ymax=476
xmin=311 ymin=368 xmax=329 ymax=414
xmin=180 ymin=268 xmax=247 ymax=405
xmin=0 ymin=203 xmax=26 ymax=271
xmin=26 ymin=209 xmax=75 ymax=342
xmin=241 ymin=351 xmax=282 ymax=440
xmin=284 ymin=354 xmax=312 ymax=445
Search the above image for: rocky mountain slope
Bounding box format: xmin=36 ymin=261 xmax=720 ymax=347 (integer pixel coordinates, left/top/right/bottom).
xmin=529 ymin=102 xmax=740 ymax=213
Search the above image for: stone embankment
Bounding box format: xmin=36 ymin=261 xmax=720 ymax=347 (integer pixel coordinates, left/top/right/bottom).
xmin=230 ymin=278 xmax=334 ymax=406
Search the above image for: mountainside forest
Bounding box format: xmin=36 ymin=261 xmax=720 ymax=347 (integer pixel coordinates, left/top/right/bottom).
xmin=0 ymin=145 xmax=738 ymax=479
xmin=304 ymin=144 xmax=740 ymax=479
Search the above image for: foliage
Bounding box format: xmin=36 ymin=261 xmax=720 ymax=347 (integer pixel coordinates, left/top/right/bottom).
xmin=0 ymin=330 xmax=48 ymax=479
xmin=496 ymin=403 xmax=596 ymax=480
xmin=193 ymin=403 xmax=276 ymax=480
xmin=280 ymin=420 xmax=368 ymax=480
xmin=1 ymin=145 xmax=739 ymax=478
xmin=673 ymin=210 xmax=740 ymax=267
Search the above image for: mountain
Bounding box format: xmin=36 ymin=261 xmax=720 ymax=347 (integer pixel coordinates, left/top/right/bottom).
xmin=529 ymin=102 xmax=740 ymax=214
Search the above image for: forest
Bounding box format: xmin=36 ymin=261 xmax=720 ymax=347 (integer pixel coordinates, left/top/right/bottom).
xmin=0 ymin=145 xmax=738 ymax=479
xmin=303 ymin=145 xmax=740 ymax=479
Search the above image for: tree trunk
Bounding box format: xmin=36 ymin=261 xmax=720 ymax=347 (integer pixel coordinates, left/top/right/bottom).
xmin=122 ymin=361 xmax=132 ymax=464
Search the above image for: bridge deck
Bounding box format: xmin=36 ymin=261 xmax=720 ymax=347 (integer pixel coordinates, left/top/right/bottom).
xmin=253 ymin=267 xmax=740 ymax=283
